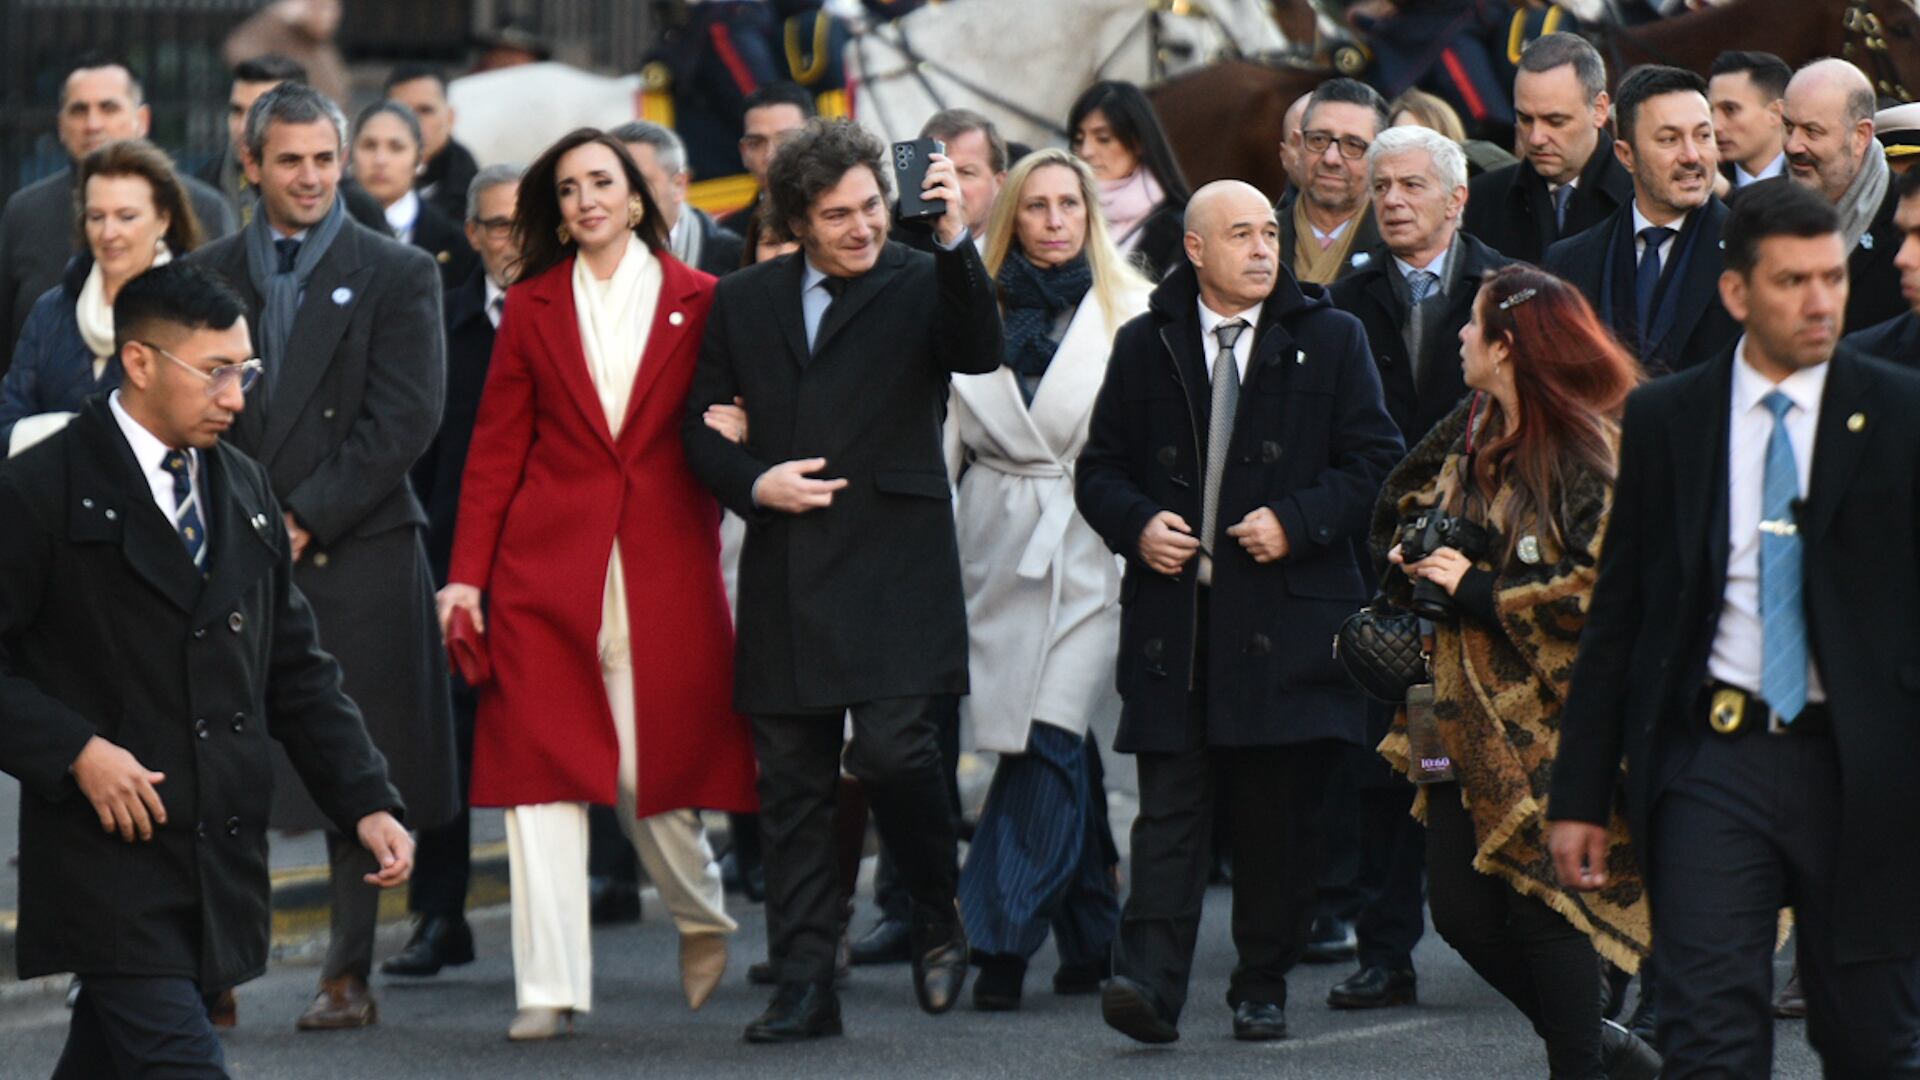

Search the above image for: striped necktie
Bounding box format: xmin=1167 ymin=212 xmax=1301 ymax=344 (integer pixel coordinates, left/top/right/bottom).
xmin=1758 ymin=391 xmax=1807 ymax=723
xmin=162 ymin=450 xmax=207 ymax=572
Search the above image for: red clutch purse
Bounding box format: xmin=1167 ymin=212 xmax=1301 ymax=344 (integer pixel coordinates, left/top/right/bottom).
xmin=446 ymin=607 xmax=492 ymax=686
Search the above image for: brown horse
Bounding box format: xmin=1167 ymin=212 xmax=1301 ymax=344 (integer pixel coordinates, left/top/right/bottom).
xmin=1148 ymin=58 xmax=1325 ymax=198
xmin=1598 ymin=0 xmax=1920 ymax=98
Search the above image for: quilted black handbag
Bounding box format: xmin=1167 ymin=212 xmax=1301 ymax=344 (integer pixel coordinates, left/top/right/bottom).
xmin=1334 ymin=600 xmax=1429 ymax=703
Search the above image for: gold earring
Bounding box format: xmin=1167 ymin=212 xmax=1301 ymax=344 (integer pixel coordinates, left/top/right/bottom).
xmin=556 ymin=222 xmax=572 ymax=245
xmin=627 ymin=197 xmax=645 ymax=229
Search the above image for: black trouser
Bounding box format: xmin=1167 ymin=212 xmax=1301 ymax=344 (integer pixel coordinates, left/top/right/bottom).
xmin=408 ymin=681 xmax=475 ymax=916
xmin=754 ymin=695 xmax=960 ymax=984
xmin=1314 ymin=747 xmax=1366 ymax=927
xmin=1113 ymin=617 xmax=1338 ymax=1018
xmin=1426 ymin=782 xmax=1602 ymax=1079
xmin=53 ymin=975 xmax=228 ymax=1079
xmin=1355 ymin=780 xmax=1426 ymax=971
xmin=873 ymin=694 xmax=963 ymax=923
xmin=1651 ymin=730 xmax=1920 ymax=1078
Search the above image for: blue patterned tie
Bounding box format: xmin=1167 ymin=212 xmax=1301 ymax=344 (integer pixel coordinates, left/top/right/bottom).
xmin=1635 ymin=226 xmax=1675 ymax=348
xmin=163 ymin=450 xmax=207 ymax=572
xmin=1552 ymin=184 xmax=1573 ymax=234
xmin=1759 ymin=391 xmax=1806 ymax=723
xmin=1408 ymin=270 xmax=1439 ymax=305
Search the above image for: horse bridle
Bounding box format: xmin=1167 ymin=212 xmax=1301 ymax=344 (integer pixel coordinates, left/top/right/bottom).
xmin=851 ymin=0 xmax=1245 ymax=143
xmin=1842 ymin=0 xmax=1914 ymax=102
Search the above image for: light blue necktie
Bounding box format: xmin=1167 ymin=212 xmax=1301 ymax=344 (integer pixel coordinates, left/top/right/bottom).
xmin=1407 ymin=270 xmax=1439 ymax=305
xmin=1759 ymin=390 xmax=1807 ymax=723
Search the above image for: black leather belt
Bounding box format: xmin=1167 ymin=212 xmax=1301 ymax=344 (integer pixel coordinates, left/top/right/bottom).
xmin=1699 ymin=681 xmax=1832 ymax=737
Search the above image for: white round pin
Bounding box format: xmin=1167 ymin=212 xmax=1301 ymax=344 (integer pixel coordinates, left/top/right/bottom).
xmin=669 ymin=311 xmax=684 ymax=326
xmin=331 ymin=286 xmax=353 ymax=306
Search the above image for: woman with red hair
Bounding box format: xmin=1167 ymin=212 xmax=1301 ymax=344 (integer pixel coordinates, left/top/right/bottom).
xmin=1369 ymin=265 xmax=1659 ymax=1079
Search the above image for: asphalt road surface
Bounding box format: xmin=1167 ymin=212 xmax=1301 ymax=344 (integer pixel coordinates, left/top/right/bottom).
xmin=0 ymin=886 xmax=1821 ymax=1079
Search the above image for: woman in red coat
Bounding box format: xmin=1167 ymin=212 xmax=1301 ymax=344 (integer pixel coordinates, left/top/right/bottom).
xmin=440 ymin=129 xmax=757 ymax=1040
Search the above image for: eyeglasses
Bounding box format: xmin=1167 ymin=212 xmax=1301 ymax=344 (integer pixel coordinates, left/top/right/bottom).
xmin=473 ymin=215 xmax=515 ymax=238
xmin=1301 ymin=129 xmax=1372 ymax=161
xmin=140 ymin=341 xmax=263 ymax=397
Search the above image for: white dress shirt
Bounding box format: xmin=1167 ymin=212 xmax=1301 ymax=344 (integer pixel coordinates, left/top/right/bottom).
xmin=1735 ymin=153 xmax=1787 ymax=188
xmin=1392 ymin=243 xmax=1451 ymax=289
xmin=1197 ymin=298 xmax=1264 ymax=384
xmin=1309 ymin=216 xmax=1352 ymax=248
xmin=1631 ymin=202 xmax=1688 ymax=265
xmin=109 ymin=389 xmax=204 ymax=545
xmin=1708 ymin=337 xmax=1827 ymax=702
xmin=384 ymin=190 xmax=422 ymax=245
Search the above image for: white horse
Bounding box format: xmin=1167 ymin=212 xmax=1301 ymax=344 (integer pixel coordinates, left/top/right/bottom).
xmin=448 ymin=62 xmax=642 ymax=168
xmin=846 ymin=0 xmax=1290 ymax=152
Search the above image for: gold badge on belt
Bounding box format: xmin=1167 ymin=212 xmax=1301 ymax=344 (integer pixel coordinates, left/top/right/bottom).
xmin=1710 ymin=687 xmax=1746 ymax=734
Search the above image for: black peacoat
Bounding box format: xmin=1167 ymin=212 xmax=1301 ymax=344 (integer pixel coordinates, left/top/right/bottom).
xmin=1550 ymin=346 xmax=1920 ymax=964
xmin=409 ymin=197 xmax=480 ymax=291
xmin=1844 ymin=309 xmax=1920 ymax=367
xmin=1329 ymin=231 xmax=1513 ymax=448
xmin=1075 ymin=261 xmax=1404 ymax=754
xmin=0 ymin=398 xmax=402 ymax=991
xmin=1544 ymin=196 xmax=1740 ymax=376
xmin=682 ymin=239 xmax=1003 ymax=714
xmin=187 ymin=216 xmax=457 ymax=833
xmin=1462 ymin=131 xmax=1634 ymax=266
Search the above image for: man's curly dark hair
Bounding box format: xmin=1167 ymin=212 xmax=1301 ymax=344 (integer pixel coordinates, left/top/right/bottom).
xmin=765 ymin=118 xmax=891 ymax=244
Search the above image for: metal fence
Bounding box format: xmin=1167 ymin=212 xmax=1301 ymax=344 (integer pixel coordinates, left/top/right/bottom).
xmin=1 ymin=0 xmax=658 ymax=203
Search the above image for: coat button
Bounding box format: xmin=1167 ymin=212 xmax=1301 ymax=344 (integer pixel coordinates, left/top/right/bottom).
xmin=1156 ymin=446 xmax=1179 ymax=467
xmin=193 ymin=718 xmax=209 ymax=739
xmin=1249 ymin=633 xmax=1273 ymax=655
xmin=231 ymin=713 xmax=247 ymax=734
xmin=1262 ymin=441 xmax=1282 ymax=463
xmin=103 ymin=509 xmax=117 ymax=521
xmin=312 ymin=552 xmax=330 ymax=568
xmin=81 ymin=498 xmax=94 ymax=508
xmin=195 ymin=822 xmax=206 ymax=839
xmin=228 ymin=611 xmax=244 ymax=633
xmin=193 ymin=628 xmax=207 ymax=640
xmin=225 ymin=817 xmax=241 ymax=837
xmin=322 ymin=408 xmax=337 ymax=419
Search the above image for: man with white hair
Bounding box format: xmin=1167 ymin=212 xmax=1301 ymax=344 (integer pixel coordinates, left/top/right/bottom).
xmin=1325 ymin=126 xmax=1509 ymax=1014
xmin=1782 ymin=57 xmax=1905 ymax=332
xmin=612 ymin=120 xmax=745 ymax=277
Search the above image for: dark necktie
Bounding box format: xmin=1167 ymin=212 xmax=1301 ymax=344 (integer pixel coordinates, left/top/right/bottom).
xmin=163 ymin=450 xmax=207 ymax=572
xmin=488 ymin=293 xmax=505 ymax=329
xmin=1635 ymin=226 xmax=1676 ymax=347
xmin=811 ymin=276 xmax=848 ymax=354
xmin=1200 ymin=319 xmax=1248 ymax=584
xmin=274 ymin=237 xmax=302 ymax=275
xmin=1552 ymin=185 xmax=1574 ymax=234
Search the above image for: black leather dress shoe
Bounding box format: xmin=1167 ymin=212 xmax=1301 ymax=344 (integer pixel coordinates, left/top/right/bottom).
xmin=588 ymin=876 xmax=642 ymax=925
xmin=910 ymin=908 xmax=969 ymax=1014
xmin=1101 ymin=975 xmax=1179 ymax=1044
xmin=1233 ymin=1000 xmax=1288 ymax=1041
xmin=744 ymin=982 xmax=842 ymax=1043
xmin=972 ymin=953 xmax=1026 ymax=1011
xmin=1052 ymin=954 xmax=1110 ymax=995
xmin=380 ymin=915 xmax=475 ymax=977
xmin=1601 ymin=1018 xmax=1661 ymax=1080
xmin=1302 ymin=915 xmax=1358 ymax=964
xmin=848 ymin=917 xmax=911 ymax=965
xmin=1625 ymin=978 xmax=1658 ymax=1051
xmin=1326 ymin=965 xmax=1416 ymax=1009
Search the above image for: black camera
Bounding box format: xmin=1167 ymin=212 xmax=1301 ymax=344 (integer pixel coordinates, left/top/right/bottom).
xmin=1398 ymin=511 xmax=1488 ymax=623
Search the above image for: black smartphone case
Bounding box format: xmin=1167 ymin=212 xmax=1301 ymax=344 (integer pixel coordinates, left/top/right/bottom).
xmin=892 ymin=137 xmax=946 ymax=220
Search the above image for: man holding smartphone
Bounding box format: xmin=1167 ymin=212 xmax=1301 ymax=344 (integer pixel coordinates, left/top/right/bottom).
xmin=684 ymin=118 xmax=1002 ymax=1043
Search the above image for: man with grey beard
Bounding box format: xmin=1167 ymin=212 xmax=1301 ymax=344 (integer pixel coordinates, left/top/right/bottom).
xmin=1782 ymin=58 xmax=1905 ymax=333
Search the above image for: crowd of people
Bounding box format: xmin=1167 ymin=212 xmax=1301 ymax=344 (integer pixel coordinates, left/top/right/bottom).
xmin=1 ymin=20 xmax=1918 ymax=1080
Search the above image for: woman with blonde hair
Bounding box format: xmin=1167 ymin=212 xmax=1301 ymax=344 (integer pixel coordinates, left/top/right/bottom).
xmin=953 ymin=148 xmax=1151 ymax=1009
xmin=1389 ymin=88 xmax=1518 ymax=179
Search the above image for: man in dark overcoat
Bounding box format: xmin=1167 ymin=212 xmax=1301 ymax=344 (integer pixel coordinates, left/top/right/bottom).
xmin=682 ymin=118 xmax=1001 ymax=1042
xmin=1549 ymin=179 xmax=1920 ymax=1077
xmin=1076 ymin=180 xmax=1402 ymax=1044
xmin=0 ymin=263 xmax=412 ymax=1078
xmin=1545 ymin=66 xmax=1740 ymax=377
xmin=1462 ymin=34 xmax=1632 ymax=266
xmin=185 ymin=81 xmax=455 ymax=1030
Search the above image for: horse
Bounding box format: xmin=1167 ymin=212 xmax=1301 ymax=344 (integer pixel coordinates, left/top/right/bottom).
xmin=1595 ymin=0 xmax=1920 ymax=99
xmin=845 ymin=0 xmax=1290 ymax=155
xmin=1147 ymin=58 xmax=1326 ymax=197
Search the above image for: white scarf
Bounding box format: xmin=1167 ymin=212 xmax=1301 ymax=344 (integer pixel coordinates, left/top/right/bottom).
xmin=77 ymin=243 xmax=172 ymax=376
xmin=572 ymin=233 xmax=661 ymax=674
xmin=572 ymin=232 xmax=661 ymax=438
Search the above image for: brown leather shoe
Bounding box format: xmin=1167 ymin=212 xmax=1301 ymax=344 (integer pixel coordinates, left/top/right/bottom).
xmin=205 ymin=988 xmax=237 ymax=1028
xmin=295 ymin=976 xmax=378 ymax=1031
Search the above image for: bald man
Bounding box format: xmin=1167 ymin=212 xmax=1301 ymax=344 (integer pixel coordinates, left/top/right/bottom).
xmin=1279 ymin=93 xmax=1312 ymax=197
xmin=1783 ymin=58 xmax=1905 ymax=332
xmin=1076 ymin=180 xmax=1401 ymax=1045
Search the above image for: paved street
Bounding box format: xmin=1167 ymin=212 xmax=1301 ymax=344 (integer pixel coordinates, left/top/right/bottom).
xmin=0 ymin=881 xmax=1820 ymax=1079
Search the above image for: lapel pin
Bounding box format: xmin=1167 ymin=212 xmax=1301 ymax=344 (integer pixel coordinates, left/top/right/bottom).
xmin=669 ymin=311 xmax=685 ymax=326
xmin=1861 ymin=232 xmax=1875 ymax=251
xmin=331 ymin=286 xmax=353 ymax=306
xmin=1848 ymin=412 xmax=1867 ymax=432
xmin=1295 ymin=350 xmax=1307 ymax=365
xmin=1351 ymin=252 xmax=1371 ymax=268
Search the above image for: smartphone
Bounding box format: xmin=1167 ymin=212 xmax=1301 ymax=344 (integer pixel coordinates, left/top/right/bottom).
xmin=892 ymin=137 xmax=946 ymax=221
